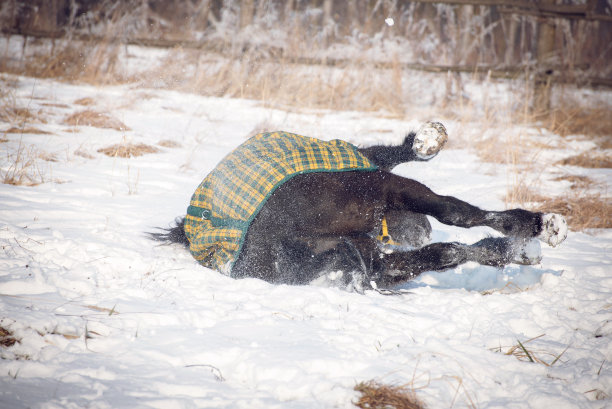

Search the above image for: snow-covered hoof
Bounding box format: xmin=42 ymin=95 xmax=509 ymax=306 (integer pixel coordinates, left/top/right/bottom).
xmin=538 ymin=213 xmax=568 ymax=247
xmin=413 ymin=121 xmax=448 ymax=160
xmin=512 ymin=238 xmax=542 ymax=265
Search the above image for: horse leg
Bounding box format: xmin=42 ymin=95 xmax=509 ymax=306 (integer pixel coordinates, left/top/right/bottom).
xmin=378 ymin=236 xmax=541 ymax=287
xmin=358 ymin=122 xmax=448 ymax=170
xmin=382 ymin=172 xmax=568 ymax=247
xmin=233 ymin=234 xmax=374 ymax=286
xmin=274 ymin=236 xmax=378 ymax=288
xmin=277 ymin=234 xmax=542 ymax=289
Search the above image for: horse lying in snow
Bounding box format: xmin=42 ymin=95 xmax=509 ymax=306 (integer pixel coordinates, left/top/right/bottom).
xmin=152 ymin=122 xmax=567 ymax=291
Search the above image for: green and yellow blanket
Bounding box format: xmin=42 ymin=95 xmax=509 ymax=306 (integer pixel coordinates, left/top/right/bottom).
xmin=184 ymin=131 xmax=378 ymax=274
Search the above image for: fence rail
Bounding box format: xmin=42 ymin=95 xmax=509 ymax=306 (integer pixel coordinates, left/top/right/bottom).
xmin=407 ymin=0 xmax=612 ymax=21
xmin=3 ymin=26 xmax=610 ymax=90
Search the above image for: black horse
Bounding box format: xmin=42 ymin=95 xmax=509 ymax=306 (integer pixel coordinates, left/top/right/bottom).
xmin=153 ymin=122 xmax=567 ymax=291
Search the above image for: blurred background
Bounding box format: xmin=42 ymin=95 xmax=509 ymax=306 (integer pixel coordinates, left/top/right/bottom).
xmin=1 ymin=0 xmax=611 ymax=113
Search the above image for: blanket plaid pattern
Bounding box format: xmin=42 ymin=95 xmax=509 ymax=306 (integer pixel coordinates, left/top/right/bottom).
xmin=183 ymin=131 xmax=378 ymax=274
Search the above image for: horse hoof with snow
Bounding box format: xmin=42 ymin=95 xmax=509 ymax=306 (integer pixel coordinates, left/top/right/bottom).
xmin=151 ymin=122 xmax=567 ymax=291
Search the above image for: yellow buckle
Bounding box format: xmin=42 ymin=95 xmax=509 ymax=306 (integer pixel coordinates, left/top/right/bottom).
xmin=377 ymin=216 xmax=399 ymax=246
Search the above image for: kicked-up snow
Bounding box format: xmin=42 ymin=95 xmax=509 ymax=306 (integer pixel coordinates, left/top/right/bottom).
xmin=1 ymin=76 xmax=611 ymax=408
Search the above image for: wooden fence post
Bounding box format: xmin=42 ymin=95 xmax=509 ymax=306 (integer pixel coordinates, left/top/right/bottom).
xmin=534 ymin=0 xmax=557 ymax=114
xmin=241 ymin=0 xmax=255 ymax=28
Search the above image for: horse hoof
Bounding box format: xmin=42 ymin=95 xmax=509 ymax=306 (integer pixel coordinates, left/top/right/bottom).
xmin=538 ymin=213 xmax=568 ymax=247
xmin=512 ymin=238 xmax=542 ymax=265
xmin=413 ymin=121 xmax=448 ymax=160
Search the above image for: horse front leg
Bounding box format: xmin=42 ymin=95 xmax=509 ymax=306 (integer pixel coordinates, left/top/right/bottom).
xmin=382 ymin=173 xmax=568 ymax=247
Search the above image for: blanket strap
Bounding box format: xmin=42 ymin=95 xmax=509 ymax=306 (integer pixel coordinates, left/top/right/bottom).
xmin=187 ymin=205 xmax=248 ymax=229
xmin=377 ymin=216 xmax=400 ymax=246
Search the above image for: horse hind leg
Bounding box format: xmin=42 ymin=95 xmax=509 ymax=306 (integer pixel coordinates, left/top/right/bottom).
xmin=379 ymin=236 xmax=542 ymax=286
xmin=272 ymin=237 xmax=371 ymax=289
xmin=468 ymin=237 xmax=542 ymax=266
xmin=412 ymin=121 xmax=448 ymax=160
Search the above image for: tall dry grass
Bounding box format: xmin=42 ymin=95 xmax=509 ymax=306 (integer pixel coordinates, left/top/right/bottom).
xmin=1 ymin=141 xmax=49 ymax=186
xmin=139 ymin=47 xmax=408 ymax=116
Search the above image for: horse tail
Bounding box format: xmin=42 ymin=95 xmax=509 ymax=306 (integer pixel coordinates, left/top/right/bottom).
xmin=148 ymin=217 xmax=189 ymax=247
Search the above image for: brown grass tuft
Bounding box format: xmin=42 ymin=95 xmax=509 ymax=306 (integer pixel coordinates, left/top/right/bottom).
xmin=545 ymin=107 xmax=612 ymax=139
xmin=553 ymin=174 xmax=597 ymax=190
xmin=3 ymin=126 xmax=52 ymax=135
xmin=97 ymin=143 xmax=159 ymax=158
xmin=74 ymin=97 xmax=96 ymax=106
xmin=41 ymin=102 xmax=70 ymax=109
xmin=354 ymin=381 xmax=425 ymax=409
xmin=507 ymin=180 xmax=611 ymax=230
xmin=534 ymin=194 xmax=611 ymax=230
xmin=505 ymin=181 xmax=549 ymax=208
xmin=157 ymin=139 xmax=182 ymax=148
xmin=64 ymin=110 xmax=130 ymax=131
xmin=0 ymin=326 xmax=18 ymax=348
xmin=556 ymin=150 xmax=612 ymax=168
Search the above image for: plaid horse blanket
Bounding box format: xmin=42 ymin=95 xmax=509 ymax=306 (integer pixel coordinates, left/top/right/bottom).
xmin=183 ymin=131 xmax=378 ymax=274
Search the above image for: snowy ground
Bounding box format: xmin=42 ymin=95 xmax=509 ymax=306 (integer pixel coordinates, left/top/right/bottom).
xmin=1 ymin=75 xmax=611 ymax=408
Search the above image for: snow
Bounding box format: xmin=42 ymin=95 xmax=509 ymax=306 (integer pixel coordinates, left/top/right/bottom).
xmin=1 ymin=75 xmax=611 ymax=409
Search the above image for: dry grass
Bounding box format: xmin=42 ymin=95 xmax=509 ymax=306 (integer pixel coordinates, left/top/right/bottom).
xmin=553 ymin=174 xmax=598 ymax=190
xmin=1 ymin=143 xmax=48 ymax=186
xmin=97 ymin=143 xmax=159 ymax=158
xmin=533 ymin=194 xmax=612 ymax=230
xmin=0 ymin=326 xmax=18 ymax=348
xmin=63 ymin=110 xmax=130 ymax=131
xmin=0 ymin=96 xmax=47 ymax=127
xmin=157 ymin=139 xmax=182 ymax=148
xmin=74 ymin=97 xmax=96 ymax=106
xmin=507 ymin=183 xmax=611 ymax=230
xmin=354 ymin=381 xmax=425 ymax=409
xmin=506 ymin=164 xmax=612 ymax=231
xmin=41 ymin=102 xmax=70 ymax=109
xmin=142 ymin=49 xmax=407 ymax=116
xmin=544 ymin=106 xmax=612 ymax=140
xmin=16 ymin=38 xmax=127 ymax=85
xmin=556 ymin=151 xmax=612 ymax=169
xmin=493 ymin=334 xmax=568 ymax=367
xmin=504 ymin=180 xmax=549 ymax=208
xmin=2 ymin=126 xmax=51 ymax=135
